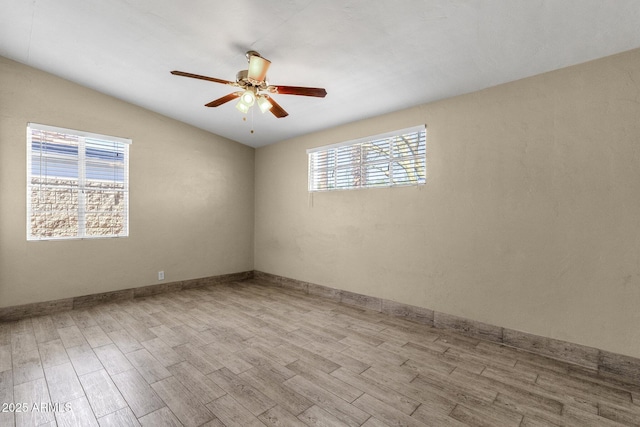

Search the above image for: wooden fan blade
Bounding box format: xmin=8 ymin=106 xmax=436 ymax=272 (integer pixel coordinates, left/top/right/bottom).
xmin=266 ymin=96 xmax=289 ymax=118
xmin=247 ymin=55 xmax=271 ymax=83
xmin=205 ymin=92 xmax=241 ymax=107
xmin=270 ymin=85 xmax=327 ymax=97
xmin=171 ymin=70 xmax=235 ymax=85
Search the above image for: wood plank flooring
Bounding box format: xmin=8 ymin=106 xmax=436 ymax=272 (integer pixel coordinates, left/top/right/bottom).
xmin=1 ymin=279 xmax=639 ymax=426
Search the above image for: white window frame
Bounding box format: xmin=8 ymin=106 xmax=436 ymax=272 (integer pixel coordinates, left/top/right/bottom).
xmin=307 ymin=125 xmax=426 ymax=192
xmin=27 ymin=123 xmax=131 ymax=241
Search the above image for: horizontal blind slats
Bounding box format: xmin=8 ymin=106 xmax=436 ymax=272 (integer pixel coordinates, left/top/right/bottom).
xmin=309 ymin=126 xmax=426 ymax=191
xmin=27 ymin=124 xmax=130 ymax=240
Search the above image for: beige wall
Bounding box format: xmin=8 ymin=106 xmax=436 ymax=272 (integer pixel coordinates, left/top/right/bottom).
xmin=255 ymin=48 xmax=640 ymax=359
xmin=0 ymin=56 xmax=255 ymax=307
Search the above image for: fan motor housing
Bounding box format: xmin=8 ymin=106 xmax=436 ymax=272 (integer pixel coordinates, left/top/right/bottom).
xmin=236 ymin=69 xmax=268 ymax=89
xmin=236 ymin=70 xmax=248 ymax=84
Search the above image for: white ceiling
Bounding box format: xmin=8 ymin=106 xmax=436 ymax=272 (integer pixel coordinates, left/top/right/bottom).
xmin=2 ymin=1 xmax=640 ymax=147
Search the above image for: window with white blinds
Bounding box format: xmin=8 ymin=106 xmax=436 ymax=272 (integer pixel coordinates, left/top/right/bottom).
xmin=308 ymin=125 xmax=426 ymax=191
xmin=27 ymin=123 xmax=131 ymax=240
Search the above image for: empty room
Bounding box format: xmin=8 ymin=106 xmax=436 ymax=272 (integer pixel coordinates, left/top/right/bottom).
xmin=2 ymin=1 xmax=640 ymax=426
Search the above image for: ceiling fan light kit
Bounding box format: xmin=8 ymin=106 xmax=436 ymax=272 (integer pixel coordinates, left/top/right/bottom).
xmin=171 ymin=50 xmax=327 ymax=119
xmin=235 ymin=99 xmax=250 ymax=114
xmin=257 ymin=95 xmax=273 ymax=113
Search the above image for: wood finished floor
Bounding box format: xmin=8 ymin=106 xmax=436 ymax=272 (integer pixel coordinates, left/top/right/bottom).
xmin=1 ymin=280 xmax=639 ymax=427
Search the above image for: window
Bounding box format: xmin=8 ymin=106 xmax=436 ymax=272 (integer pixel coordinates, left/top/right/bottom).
xmin=27 ymin=123 xmax=131 ymax=240
xmin=308 ymin=125 xmax=426 ymax=191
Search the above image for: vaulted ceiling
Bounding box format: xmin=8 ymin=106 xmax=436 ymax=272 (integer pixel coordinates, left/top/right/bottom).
xmin=2 ymin=1 xmax=640 ymax=147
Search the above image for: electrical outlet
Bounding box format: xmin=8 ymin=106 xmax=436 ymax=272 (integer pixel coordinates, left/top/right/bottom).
xmin=158 ymin=271 xmax=164 ymax=281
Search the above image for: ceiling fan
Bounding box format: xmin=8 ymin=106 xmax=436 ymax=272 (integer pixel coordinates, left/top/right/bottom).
xmin=171 ymin=51 xmax=327 ymax=118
